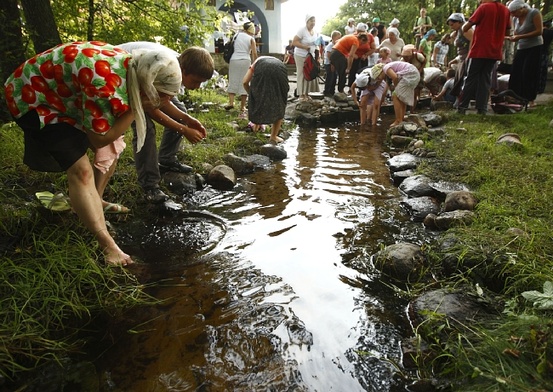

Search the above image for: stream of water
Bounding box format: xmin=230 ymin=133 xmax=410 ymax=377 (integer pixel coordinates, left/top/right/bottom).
xmin=92 ymin=121 xmax=428 ymax=391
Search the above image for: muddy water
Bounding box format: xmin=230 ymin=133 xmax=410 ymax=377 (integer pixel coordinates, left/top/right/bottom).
xmin=94 ymin=122 xmax=426 ymax=391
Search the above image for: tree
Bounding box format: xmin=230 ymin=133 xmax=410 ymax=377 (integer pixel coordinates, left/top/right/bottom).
xmin=20 ymin=0 xmax=62 ymax=53
xmin=50 ymin=0 xmax=220 ymax=51
xmin=0 ymin=0 xmax=26 ymax=122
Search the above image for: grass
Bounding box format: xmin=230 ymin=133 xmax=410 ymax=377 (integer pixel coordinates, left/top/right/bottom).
xmin=415 ymin=105 xmax=553 ymax=390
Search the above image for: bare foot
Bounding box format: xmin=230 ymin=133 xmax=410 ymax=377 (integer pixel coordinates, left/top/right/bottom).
xmin=104 ymin=245 xmax=134 ymax=266
xmin=390 ymin=121 xmax=400 ymax=126
xmin=270 ymin=136 xmax=284 ymax=144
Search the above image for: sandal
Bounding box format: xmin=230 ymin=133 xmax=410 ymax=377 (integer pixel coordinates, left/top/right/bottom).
xmin=35 ymin=191 xmax=71 ymax=212
xmin=224 ymin=104 xmax=234 ymax=110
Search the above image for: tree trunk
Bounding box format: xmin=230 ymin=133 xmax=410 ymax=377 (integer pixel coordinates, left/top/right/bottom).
xmin=20 ymin=0 xmax=62 ymax=54
xmin=0 ymin=0 xmax=26 ymax=122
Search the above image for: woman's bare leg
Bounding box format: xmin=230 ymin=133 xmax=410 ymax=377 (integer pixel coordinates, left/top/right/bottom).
xmin=68 ymin=155 xmax=132 ymax=266
xmin=270 ymin=118 xmax=284 ymax=144
xmin=391 ymin=94 xmax=404 ymax=126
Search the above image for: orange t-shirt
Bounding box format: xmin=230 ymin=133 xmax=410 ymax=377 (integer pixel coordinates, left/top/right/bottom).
xmin=333 ymin=35 xmax=360 ymax=57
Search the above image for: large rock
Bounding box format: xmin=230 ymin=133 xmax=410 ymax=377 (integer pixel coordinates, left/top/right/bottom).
xmin=207 ymin=164 xmax=236 ymax=190
xmin=162 ymin=172 xmax=197 ymax=195
xmin=443 ymin=191 xmax=478 ymax=212
xmin=399 ymin=175 xmax=435 ymax=197
xmin=401 ymin=196 xmax=441 ymax=222
xmin=374 ymin=242 xmax=426 ymax=280
xmin=223 ymin=153 xmax=255 ymax=175
xmin=387 ymin=153 xmax=420 ymax=173
xmin=259 ymin=144 xmax=287 ymax=160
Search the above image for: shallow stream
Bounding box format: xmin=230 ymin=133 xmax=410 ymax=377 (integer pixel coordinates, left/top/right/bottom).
xmin=93 ymin=120 xmax=428 ymax=391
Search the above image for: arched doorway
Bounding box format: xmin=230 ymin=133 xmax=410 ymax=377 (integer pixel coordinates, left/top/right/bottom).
xmin=218 ymin=0 xmax=268 ymax=54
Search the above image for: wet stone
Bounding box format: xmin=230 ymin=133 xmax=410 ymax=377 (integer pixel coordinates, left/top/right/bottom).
xmin=400 ymin=196 xmax=441 ymax=222
xmin=163 ymin=171 xmax=198 ymax=195
xmin=223 ymin=153 xmax=255 ymax=175
xmin=207 ymin=164 xmax=236 ymax=190
xmin=387 ymin=153 xmax=420 ymax=172
xmin=259 ymin=144 xmax=287 ymax=161
xmin=398 ymin=174 xmax=435 ymax=198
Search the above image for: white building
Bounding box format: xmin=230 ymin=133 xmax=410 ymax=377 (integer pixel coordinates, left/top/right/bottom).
xmin=212 ymin=0 xmax=288 ymax=54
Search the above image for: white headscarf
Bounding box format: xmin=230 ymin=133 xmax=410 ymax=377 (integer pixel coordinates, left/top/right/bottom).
xmin=387 ymin=27 xmax=400 ymax=38
xmin=127 ymin=49 xmax=182 ymax=152
xmin=508 ymin=0 xmax=528 ymax=12
xmin=305 ymin=14 xmax=315 ymax=23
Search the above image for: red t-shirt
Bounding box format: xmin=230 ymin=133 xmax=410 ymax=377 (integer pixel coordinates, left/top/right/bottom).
xmin=355 ymin=34 xmax=375 ymax=58
xmin=467 ymin=1 xmax=511 ymax=60
xmin=333 ymin=35 xmax=360 ymax=57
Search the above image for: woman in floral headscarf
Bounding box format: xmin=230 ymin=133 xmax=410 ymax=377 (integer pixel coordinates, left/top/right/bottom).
xmin=4 ymin=41 xmax=182 ymax=266
xmin=293 ymin=14 xmax=321 ymax=100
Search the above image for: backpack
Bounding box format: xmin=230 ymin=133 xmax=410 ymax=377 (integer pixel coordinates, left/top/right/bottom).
xmin=223 ymin=33 xmax=237 ymax=63
xmin=303 ymin=50 xmax=320 ymax=81
xmin=491 ymin=89 xmax=528 ymax=114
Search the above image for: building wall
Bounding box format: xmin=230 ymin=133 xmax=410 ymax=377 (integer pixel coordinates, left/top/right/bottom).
xmin=214 ymin=0 xmax=286 ymax=54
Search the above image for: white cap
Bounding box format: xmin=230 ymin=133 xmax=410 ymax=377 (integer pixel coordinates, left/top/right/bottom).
xmin=389 ymin=18 xmax=400 ymax=26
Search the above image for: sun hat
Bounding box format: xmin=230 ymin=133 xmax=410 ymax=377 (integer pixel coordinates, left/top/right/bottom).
xmin=447 ymin=13 xmax=465 ymax=23
xmin=356 ymin=22 xmax=368 ymax=32
xmin=372 ymin=17 xmax=380 ymax=23
xmin=508 ymin=0 xmax=528 ymax=12
xmin=348 ymin=17 xmax=355 ymax=23
xmin=389 ymin=18 xmax=400 ymax=26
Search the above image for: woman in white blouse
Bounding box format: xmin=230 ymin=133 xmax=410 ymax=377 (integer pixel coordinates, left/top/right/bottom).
xmin=292 ymin=14 xmax=321 ymax=100
xmin=227 ymin=22 xmax=257 ymax=116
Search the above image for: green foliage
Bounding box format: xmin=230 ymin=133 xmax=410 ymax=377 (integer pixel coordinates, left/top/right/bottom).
xmin=50 ymin=0 xmax=220 ymax=50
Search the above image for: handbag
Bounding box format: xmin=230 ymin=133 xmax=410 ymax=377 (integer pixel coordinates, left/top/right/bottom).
xmin=303 ymin=52 xmax=320 ymax=81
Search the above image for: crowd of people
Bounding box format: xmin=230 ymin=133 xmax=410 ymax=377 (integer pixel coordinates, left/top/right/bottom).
xmin=278 ymin=1 xmax=552 ymax=123
xmin=4 ymin=2 xmax=553 ymax=266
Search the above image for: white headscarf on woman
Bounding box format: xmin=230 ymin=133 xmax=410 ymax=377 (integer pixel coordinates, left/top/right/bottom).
xmin=305 ymin=14 xmax=315 ymax=23
xmin=508 ymin=0 xmax=529 ymax=12
xmin=387 ymin=27 xmax=400 ymax=38
xmin=127 ymin=49 xmax=182 ymax=152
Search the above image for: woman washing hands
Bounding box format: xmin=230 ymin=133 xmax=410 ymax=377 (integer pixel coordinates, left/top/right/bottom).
xmin=4 ymin=41 xmax=182 ymax=266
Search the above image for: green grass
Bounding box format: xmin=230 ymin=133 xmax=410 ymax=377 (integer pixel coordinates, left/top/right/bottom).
xmin=416 ymin=106 xmax=553 ymax=390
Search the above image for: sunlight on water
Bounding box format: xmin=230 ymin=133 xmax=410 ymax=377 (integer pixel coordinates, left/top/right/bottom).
xmin=93 ymin=122 xmax=426 ymax=391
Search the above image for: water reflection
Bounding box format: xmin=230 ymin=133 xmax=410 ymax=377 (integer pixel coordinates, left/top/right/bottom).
xmin=93 ymin=122 xmax=426 ymax=391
